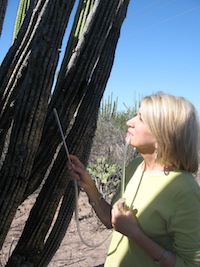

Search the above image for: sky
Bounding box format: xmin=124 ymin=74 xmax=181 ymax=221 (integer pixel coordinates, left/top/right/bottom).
xmin=0 ymin=0 xmax=200 ymax=114
xmin=105 ymin=0 xmax=200 ymax=114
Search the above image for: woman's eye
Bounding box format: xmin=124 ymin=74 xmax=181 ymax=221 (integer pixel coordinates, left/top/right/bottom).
xmin=138 ymin=113 xmax=143 ymax=122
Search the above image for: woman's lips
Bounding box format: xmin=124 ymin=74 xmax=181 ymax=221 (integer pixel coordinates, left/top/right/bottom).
xmin=126 ymin=131 xmax=133 ymax=138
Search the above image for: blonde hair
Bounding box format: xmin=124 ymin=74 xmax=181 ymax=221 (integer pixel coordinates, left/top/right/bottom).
xmin=141 ymin=93 xmax=200 ymax=173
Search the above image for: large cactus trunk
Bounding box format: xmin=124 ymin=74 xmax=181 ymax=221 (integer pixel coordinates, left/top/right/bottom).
xmin=0 ymin=0 xmax=130 ymax=266
xmin=0 ymin=0 xmax=8 ymax=36
xmin=0 ymin=0 xmax=76 ymax=251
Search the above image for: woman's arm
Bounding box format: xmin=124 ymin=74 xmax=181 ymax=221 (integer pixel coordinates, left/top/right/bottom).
xmin=67 ymin=155 xmax=112 ymax=228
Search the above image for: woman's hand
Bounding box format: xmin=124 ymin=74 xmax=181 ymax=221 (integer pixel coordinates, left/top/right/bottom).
xmin=66 ymin=155 xmax=95 ymax=191
xmin=111 ymin=199 xmax=141 ymax=240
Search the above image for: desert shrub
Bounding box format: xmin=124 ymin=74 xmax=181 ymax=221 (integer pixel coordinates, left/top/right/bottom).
xmin=88 ymin=94 xmax=140 ymax=199
xmin=87 ymin=157 xmax=122 ymax=201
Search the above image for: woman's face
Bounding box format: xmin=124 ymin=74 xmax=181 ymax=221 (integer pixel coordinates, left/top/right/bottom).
xmin=126 ymin=108 xmax=156 ymax=153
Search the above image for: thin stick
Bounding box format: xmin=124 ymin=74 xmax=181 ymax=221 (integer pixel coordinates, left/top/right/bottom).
xmin=53 ymin=108 xmax=71 ymax=163
xmin=53 ymin=108 xmax=111 ymax=248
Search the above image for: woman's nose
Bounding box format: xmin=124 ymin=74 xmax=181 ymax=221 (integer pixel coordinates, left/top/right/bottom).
xmin=126 ymin=117 xmax=135 ymax=126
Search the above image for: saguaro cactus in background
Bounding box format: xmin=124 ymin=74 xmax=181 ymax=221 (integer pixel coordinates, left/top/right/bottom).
xmin=0 ymin=0 xmax=130 ymax=266
xmin=100 ymin=93 xmax=118 ymax=119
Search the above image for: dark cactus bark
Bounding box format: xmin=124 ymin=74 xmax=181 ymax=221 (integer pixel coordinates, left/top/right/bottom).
xmin=0 ymin=0 xmax=76 ymax=249
xmin=0 ymin=0 xmax=8 ymax=36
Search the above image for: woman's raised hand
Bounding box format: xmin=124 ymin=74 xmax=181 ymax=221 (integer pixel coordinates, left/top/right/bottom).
xmin=66 ymin=155 xmax=95 ymax=191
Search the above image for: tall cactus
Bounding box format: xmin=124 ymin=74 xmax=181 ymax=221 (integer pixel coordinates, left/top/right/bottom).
xmin=0 ymin=0 xmax=130 ymax=266
xmin=0 ymin=0 xmax=76 ymax=253
xmin=55 ymin=0 xmax=95 ymax=89
xmin=0 ymin=0 xmax=8 ymax=36
xmin=100 ymin=92 xmax=118 ymax=119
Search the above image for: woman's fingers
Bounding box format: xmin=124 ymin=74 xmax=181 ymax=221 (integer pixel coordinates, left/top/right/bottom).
xmin=69 ymin=155 xmax=85 ymax=169
xmin=66 ymin=155 xmax=86 ymax=177
xmin=66 ymin=163 xmax=80 ymax=181
xmin=66 ymin=155 xmax=94 ymax=190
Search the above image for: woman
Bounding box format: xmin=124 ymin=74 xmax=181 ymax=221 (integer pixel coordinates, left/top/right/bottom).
xmin=67 ymin=93 xmax=200 ymax=267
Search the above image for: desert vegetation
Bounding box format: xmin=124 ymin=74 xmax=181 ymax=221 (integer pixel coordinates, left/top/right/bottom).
xmin=88 ymin=93 xmax=140 ymax=200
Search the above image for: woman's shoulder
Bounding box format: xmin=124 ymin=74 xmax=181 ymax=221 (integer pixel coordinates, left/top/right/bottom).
xmin=167 ymin=170 xmax=200 ymax=200
xmin=169 ymin=170 xmax=199 ymax=186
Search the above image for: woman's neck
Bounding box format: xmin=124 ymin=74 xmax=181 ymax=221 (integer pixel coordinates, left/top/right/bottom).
xmin=141 ymin=158 xmax=175 ymax=175
xmin=142 ymin=161 xmax=165 ymax=174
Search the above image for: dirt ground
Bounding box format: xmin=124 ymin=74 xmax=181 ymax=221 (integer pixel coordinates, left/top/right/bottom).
xmin=0 ymin=191 xmax=111 ymax=267
xmin=1 ymin=170 xmax=200 ymax=267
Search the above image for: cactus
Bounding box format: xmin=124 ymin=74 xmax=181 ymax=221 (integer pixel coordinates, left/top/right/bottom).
xmin=0 ymin=0 xmax=131 ymax=265
xmin=87 ymin=158 xmax=121 ymax=199
xmin=100 ymin=92 xmax=118 ymax=119
xmin=55 ymin=0 xmax=95 ymax=87
xmin=0 ymin=0 xmax=8 ymax=36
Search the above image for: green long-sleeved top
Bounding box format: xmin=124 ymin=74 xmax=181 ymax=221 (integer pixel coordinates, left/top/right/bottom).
xmin=105 ymin=157 xmax=200 ymax=267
